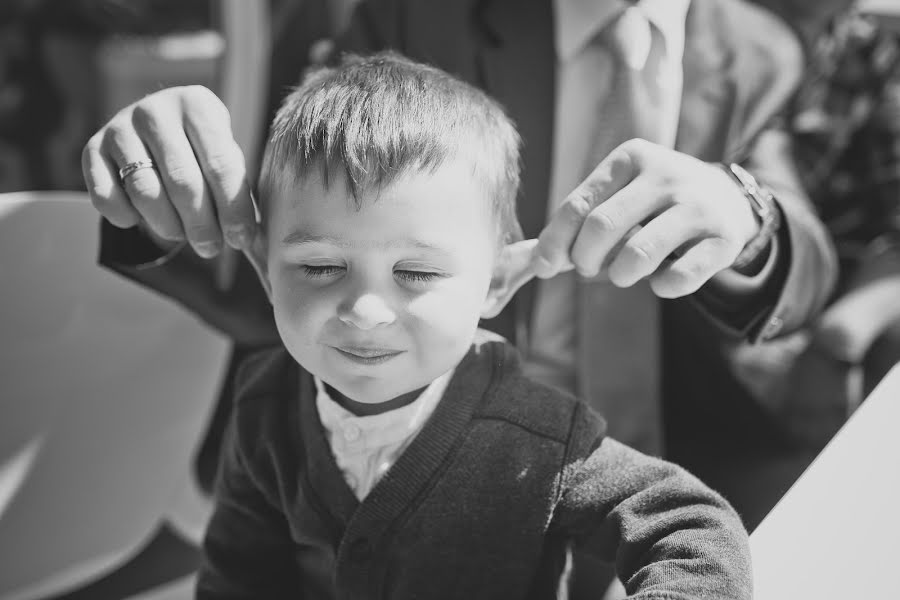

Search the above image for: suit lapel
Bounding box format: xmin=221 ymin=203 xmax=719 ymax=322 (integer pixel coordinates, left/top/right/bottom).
xmin=675 ymin=0 xmax=736 ymax=161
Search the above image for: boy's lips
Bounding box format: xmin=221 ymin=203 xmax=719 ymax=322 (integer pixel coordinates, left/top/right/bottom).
xmin=333 ymin=345 xmax=404 ymax=365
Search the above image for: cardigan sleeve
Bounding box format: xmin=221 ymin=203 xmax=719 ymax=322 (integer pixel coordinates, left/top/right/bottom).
xmin=196 ymin=414 xmax=301 ymax=599
xmin=550 ymin=436 xmax=753 ymax=600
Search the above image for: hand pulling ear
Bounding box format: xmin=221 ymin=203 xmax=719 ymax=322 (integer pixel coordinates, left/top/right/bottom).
xmin=481 ymin=238 xmax=540 ymax=319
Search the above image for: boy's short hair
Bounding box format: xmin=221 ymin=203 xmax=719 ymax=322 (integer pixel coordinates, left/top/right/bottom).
xmin=258 ymin=51 xmax=523 ymax=243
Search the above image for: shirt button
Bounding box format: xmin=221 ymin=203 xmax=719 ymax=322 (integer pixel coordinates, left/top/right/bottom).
xmin=343 ymin=424 xmax=361 ymax=442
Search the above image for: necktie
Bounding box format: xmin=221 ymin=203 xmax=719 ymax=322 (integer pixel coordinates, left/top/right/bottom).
xmin=576 ymin=7 xmax=668 ymax=454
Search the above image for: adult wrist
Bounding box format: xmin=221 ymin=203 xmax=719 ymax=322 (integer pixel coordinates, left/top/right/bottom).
xmin=720 ymin=162 xmax=782 ymax=272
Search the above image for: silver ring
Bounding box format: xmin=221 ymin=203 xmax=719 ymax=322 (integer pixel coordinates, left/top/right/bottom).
xmin=118 ymin=159 xmax=155 ymax=182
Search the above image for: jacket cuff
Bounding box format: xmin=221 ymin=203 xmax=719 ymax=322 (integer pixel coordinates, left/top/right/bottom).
xmin=690 ymin=204 xmax=790 ymax=340
xmin=98 ymin=219 xmax=185 ymax=270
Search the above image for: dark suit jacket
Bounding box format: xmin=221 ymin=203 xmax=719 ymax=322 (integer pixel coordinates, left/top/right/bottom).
xmin=100 ymin=0 xmax=837 ymax=510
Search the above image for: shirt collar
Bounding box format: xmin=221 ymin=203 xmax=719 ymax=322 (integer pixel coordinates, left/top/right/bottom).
xmin=314 ymin=369 xmax=453 ymax=453
xmin=553 ymin=0 xmax=691 ymax=62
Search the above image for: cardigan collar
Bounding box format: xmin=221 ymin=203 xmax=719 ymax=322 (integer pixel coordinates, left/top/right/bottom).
xmin=295 ymin=332 xmax=513 ymax=542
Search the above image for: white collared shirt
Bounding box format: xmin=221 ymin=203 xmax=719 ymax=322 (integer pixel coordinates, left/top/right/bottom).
xmin=314 ymin=369 xmax=453 ymax=500
xmin=524 ymin=0 xmax=690 ymax=395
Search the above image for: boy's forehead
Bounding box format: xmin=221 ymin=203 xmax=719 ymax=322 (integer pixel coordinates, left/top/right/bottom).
xmin=279 ymin=227 xmax=455 ymax=253
xmin=271 ymin=159 xmax=495 ymax=216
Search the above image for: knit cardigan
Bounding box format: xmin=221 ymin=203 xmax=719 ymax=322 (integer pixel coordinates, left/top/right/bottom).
xmin=198 ymin=337 xmax=752 ymax=600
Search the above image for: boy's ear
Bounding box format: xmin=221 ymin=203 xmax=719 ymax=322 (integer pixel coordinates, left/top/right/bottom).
xmin=481 ymin=238 xmax=538 ymax=319
xmin=242 ymin=226 xmax=272 ymax=303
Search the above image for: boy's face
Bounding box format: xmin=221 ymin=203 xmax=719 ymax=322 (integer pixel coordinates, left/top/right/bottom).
xmin=265 ymin=160 xmax=500 ymax=404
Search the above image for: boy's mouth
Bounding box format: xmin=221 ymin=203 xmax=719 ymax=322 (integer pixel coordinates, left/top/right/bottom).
xmin=333 ymin=345 xmax=404 ymax=365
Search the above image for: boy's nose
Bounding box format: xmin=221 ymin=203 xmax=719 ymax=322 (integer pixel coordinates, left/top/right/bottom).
xmin=337 ymin=292 xmax=396 ymax=330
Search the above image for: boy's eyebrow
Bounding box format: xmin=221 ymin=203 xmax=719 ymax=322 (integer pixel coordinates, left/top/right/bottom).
xmin=281 ymin=230 xmax=448 ymax=252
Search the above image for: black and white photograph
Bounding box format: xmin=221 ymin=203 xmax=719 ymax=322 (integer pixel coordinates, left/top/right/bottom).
xmin=1 ymin=0 xmax=898 ymax=598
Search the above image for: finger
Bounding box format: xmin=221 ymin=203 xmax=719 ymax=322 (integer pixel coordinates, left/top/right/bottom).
xmin=648 ymin=237 xmax=740 ymax=298
xmin=606 ymin=204 xmax=706 ymax=288
xmin=183 ymin=94 xmax=256 ymax=249
xmin=132 ymin=103 xmax=222 ymax=257
xmin=101 ymin=124 xmax=185 ymax=242
xmin=82 ymin=135 xmax=140 ymax=228
xmin=533 ymin=148 xmax=637 ymax=278
xmin=570 ymin=176 xmax=664 ymax=277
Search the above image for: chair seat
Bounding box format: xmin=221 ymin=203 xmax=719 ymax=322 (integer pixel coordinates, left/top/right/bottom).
xmin=0 ymin=192 xmax=229 ymax=600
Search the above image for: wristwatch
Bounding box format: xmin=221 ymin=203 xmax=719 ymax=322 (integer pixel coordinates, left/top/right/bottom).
xmin=720 ymin=162 xmax=782 ymax=271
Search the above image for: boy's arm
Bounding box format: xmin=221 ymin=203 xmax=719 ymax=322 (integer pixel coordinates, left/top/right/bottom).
xmin=197 ymin=417 xmax=299 ymax=599
xmin=552 ymin=436 xmax=752 ymax=599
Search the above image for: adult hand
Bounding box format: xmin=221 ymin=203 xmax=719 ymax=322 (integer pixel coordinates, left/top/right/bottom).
xmin=532 ymin=139 xmax=760 ymax=298
xmin=82 ymin=85 xmax=256 ymax=258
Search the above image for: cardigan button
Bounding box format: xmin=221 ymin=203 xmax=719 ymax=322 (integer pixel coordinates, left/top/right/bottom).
xmin=349 ymin=537 xmax=372 ymax=562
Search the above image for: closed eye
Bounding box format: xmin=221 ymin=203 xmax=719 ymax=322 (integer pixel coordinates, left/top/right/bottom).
xmin=303 ymin=265 xmax=345 ymax=279
xmin=395 ymin=270 xmax=443 ymax=284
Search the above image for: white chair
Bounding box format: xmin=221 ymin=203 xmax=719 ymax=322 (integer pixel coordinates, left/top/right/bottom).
xmin=0 ymin=191 xmax=229 ymax=600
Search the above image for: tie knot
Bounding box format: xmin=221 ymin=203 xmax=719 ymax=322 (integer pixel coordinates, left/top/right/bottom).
xmin=605 ymin=6 xmax=653 ymax=70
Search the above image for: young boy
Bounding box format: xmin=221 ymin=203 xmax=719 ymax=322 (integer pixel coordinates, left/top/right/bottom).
xmin=198 ymin=52 xmax=753 ymax=600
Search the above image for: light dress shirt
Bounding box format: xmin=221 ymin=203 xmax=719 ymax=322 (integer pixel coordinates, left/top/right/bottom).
xmin=314 ymin=369 xmax=454 ymax=500
xmin=523 ymin=0 xmax=691 ymax=395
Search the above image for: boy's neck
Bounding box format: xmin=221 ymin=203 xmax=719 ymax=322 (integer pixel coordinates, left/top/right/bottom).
xmin=325 ymin=384 xmax=426 ymax=417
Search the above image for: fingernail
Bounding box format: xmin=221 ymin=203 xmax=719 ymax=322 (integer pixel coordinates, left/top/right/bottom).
xmin=194 ymin=241 xmax=221 ymax=258
xmin=226 ymin=227 xmax=251 ymax=249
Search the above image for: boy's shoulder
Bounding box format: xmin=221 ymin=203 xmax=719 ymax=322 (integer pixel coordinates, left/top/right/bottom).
xmin=468 ymin=330 xmax=606 ymax=447
xmin=228 ymin=345 xmax=307 ymax=447
xmin=232 ymin=345 xmax=298 ymax=404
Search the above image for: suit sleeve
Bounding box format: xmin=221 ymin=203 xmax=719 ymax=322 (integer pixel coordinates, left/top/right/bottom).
xmin=684 ymin=0 xmax=838 ymax=343
xmin=551 ymin=432 xmax=752 ymax=599
xmin=196 ymin=411 xmax=300 ymax=599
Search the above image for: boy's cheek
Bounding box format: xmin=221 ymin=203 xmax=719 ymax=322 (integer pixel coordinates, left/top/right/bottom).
xmin=407 ymin=282 xmax=487 ymax=335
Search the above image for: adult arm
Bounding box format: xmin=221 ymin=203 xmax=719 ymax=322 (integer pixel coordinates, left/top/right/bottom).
xmin=530 ymin=130 xmax=837 ymax=343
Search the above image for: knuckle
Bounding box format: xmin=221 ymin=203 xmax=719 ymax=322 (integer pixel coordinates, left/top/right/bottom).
xmin=583 ymin=209 xmax=618 ymax=235
xmin=82 ymin=134 xmax=101 ymax=163
xmin=183 ymin=85 xmax=230 ymax=122
xmin=102 ymin=124 xmax=133 ymax=161
xmin=622 ymin=238 xmax=654 ymax=263
xmin=671 ymin=249 xmax=720 ymax=286
xmin=124 ymin=170 xmax=162 ymax=200
xmin=619 ymin=138 xmax=648 ymax=156
xmin=204 ymin=146 xmax=244 ymax=185
xmin=560 ymin=193 xmax=592 ymax=222
xmin=672 ymin=200 xmax=705 ymax=223
xmin=130 ymin=102 xmax=161 ymax=136
xmin=166 ymin=163 xmax=205 ymax=200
